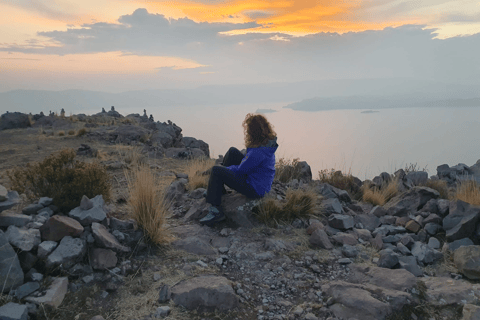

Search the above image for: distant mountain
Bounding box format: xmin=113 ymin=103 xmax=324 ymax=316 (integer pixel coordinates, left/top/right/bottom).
xmin=1 ymin=78 xmax=479 ymax=114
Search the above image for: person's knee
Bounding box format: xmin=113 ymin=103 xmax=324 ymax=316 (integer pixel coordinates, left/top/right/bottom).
xmin=211 ymin=165 xmax=224 ymax=174
xmin=228 ymin=147 xmax=238 ymax=154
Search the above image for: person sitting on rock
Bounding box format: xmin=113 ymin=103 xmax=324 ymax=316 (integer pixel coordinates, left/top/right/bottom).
xmin=200 ymin=113 xmax=279 ymax=226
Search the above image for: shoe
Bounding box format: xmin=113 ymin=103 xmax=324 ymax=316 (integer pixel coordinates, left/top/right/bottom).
xmin=199 ymin=206 xmax=225 ymax=226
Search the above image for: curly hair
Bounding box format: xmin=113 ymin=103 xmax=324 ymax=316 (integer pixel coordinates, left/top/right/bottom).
xmin=242 ymin=113 xmax=277 ymax=148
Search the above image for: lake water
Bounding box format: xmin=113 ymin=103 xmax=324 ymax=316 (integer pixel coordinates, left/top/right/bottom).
xmin=83 ymin=102 xmax=480 ymax=180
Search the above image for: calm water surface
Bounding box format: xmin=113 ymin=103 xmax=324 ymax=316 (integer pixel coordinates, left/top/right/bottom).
xmin=83 ymin=103 xmax=480 ymax=180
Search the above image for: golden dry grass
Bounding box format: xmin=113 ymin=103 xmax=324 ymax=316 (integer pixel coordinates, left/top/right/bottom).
xmin=253 ymin=188 xmax=319 ymax=226
xmin=318 ymin=168 xmax=361 ymax=198
xmin=422 ymin=179 xmax=449 ymax=199
xmin=76 ymin=128 xmax=87 ymax=136
xmin=57 ymin=130 xmax=65 ymax=136
xmin=275 ymin=157 xmax=303 ymax=183
xmin=67 ymin=130 xmax=75 ymax=135
xmin=115 ymin=145 xmax=146 ymax=166
xmin=185 ymin=157 xmax=216 ymax=191
xmin=362 ymin=178 xmax=399 ymax=206
xmin=454 ymin=179 xmax=480 ymax=205
xmin=125 ymin=165 xmax=174 ymax=245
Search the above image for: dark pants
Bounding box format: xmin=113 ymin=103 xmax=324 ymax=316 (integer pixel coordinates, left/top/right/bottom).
xmin=206 ymin=147 xmax=261 ymax=206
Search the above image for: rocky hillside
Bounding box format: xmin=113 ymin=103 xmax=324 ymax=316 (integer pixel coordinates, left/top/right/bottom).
xmin=1 ymin=109 xmax=480 ymax=320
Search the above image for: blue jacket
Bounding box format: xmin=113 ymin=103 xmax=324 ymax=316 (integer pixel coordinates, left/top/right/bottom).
xmin=227 ymin=137 xmax=278 ymax=197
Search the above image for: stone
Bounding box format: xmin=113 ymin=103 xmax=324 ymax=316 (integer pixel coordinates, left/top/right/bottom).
xmin=0 ymin=191 xmax=21 ymax=213
xmin=411 ymin=241 xmax=442 ymax=265
xmin=443 ymin=200 xmax=479 ymax=230
xmin=396 ymin=242 xmax=411 ymax=255
xmin=165 ymin=148 xmax=205 ymax=159
xmin=309 ymin=229 xmax=333 ymax=250
xmin=164 ymin=179 xmax=187 ymax=204
xmin=5 ymin=226 xmax=41 ymax=252
xmin=182 ymin=136 xmax=210 ymax=157
xmin=68 ymin=195 xmax=107 ymax=226
xmin=14 ymin=282 xmax=40 ymax=300
xmin=446 ymin=210 xmax=480 ymax=241
xmin=328 ymin=214 xmax=354 ymax=230
xmin=37 ymin=241 xmax=58 ymax=259
xmin=222 ymin=193 xmax=261 ymax=228
xmin=370 ymin=233 xmax=383 ymax=250
xmin=80 ymin=195 xmax=94 ymax=210
xmin=91 ymin=222 xmax=130 ymax=253
xmin=171 ymin=276 xmax=239 ymax=312
xmin=155 ymin=306 xmax=171 ymax=317
xmin=0 ymin=112 xmax=31 ymax=130
xmin=0 ymin=185 xmax=7 ymax=202
xmin=25 ymin=277 xmax=68 ymax=308
xmin=398 ymin=256 xmax=423 ymax=277
xmin=306 ymin=221 xmax=324 ymax=235
xmin=423 ymin=213 xmax=442 ymax=226
xmin=377 ymin=249 xmax=399 ymax=269
xmin=370 ymin=206 xmax=387 ymax=217
xmin=18 ymin=252 xmax=37 ymax=272
xmin=111 ymin=125 xmax=148 ymax=144
xmin=0 ymin=302 xmax=28 ymax=320
xmin=0 ymin=212 xmax=32 ymax=228
xmin=354 ymin=228 xmax=372 ymax=241
xmin=304 ymin=313 xmax=318 ymax=320
xmin=172 ymin=236 xmax=216 ymax=255
xmin=463 ymin=304 xmax=480 ymax=320
xmin=46 ymin=236 xmax=87 ymax=269
xmin=158 ymin=284 xmax=171 ymax=303
xmin=90 ymin=316 xmax=105 ymax=320
xmin=354 ymin=214 xmax=381 ymax=232
xmin=437 ymin=199 xmax=450 ymax=217
xmin=341 ymin=244 xmax=359 ymax=258
xmin=22 ymin=204 xmax=44 ymax=215
xmin=454 ymin=246 xmax=480 ymax=280
xmin=40 ymin=215 xmax=84 ymax=242
xmin=423 ymin=276 xmax=480 ymax=306
xmin=405 ymin=220 xmax=421 ymax=233
xmin=109 ymin=217 xmax=136 ymax=231
xmin=189 ymin=188 xmax=206 ymax=199
xmin=424 ymin=222 xmax=440 ymax=235
xmin=38 ymin=197 xmax=53 ymax=207
xmin=445 ymin=238 xmax=474 ymax=252
xmin=0 ymin=231 xmax=24 ymax=293
xmin=383 ymin=187 xmax=440 ymax=216
xmin=332 ymin=232 xmax=358 ymax=246
xmin=89 ymin=248 xmax=117 ymax=270
xmin=321 ymin=198 xmax=344 ymax=215
xmin=427 ymin=237 xmax=441 ymax=249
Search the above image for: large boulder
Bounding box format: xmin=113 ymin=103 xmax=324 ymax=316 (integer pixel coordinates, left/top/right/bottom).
xmin=182 ymin=137 xmax=210 ymax=158
xmin=454 ymin=245 xmax=480 ymax=280
xmin=171 ymin=276 xmax=239 ymax=312
xmin=383 ymin=187 xmax=440 ymax=216
xmin=0 ymin=112 xmax=30 ymax=130
xmin=111 ymin=125 xmax=149 ymax=144
xmin=0 ymin=230 xmax=24 ymax=293
xmin=222 ymin=193 xmax=261 ymax=228
xmin=155 ymin=120 xmax=183 ymax=147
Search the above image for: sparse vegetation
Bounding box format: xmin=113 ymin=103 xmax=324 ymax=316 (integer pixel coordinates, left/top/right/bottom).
xmin=275 ymin=157 xmax=303 ymax=183
xmin=57 ymin=130 xmax=65 ymax=136
xmin=7 ymin=148 xmax=112 ymax=211
xmin=67 ymin=129 xmax=75 ymax=135
xmin=253 ymin=188 xmax=318 ymax=226
xmin=125 ymin=165 xmax=174 ymax=245
xmin=402 ymin=162 xmax=428 ymax=174
xmin=115 ymin=145 xmax=146 ymax=166
xmin=76 ymin=128 xmax=87 ymax=136
xmin=422 ymin=179 xmax=449 ymax=199
xmin=318 ymin=168 xmax=361 ymax=198
xmin=185 ymin=157 xmax=216 ymax=190
xmin=362 ymin=178 xmax=399 ymax=206
xmin=454 ymin=179 xmax=480 ymax=205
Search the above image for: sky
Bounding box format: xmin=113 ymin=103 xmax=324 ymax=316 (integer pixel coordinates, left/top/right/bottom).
xmin=1 ymin=0 xmax=480 ymax=92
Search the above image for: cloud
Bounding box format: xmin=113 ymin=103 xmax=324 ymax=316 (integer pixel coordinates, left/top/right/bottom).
xmin=3 ymin=0 xmax=77 ymax=21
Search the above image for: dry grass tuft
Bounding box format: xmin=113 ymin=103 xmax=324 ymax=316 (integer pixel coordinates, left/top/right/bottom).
xmin=185 ymin=157 xmax=216 ymax=190
xmin=76 ymin=128 xmax=87 ymax=136
xmin=362 ymin=178 xmax=399 ymax=206
xmin=318 ymin=168 xmax=361 ymax=198
xmin=126 ymin=165 xmax=174 ymax=245
xmin=454 ymin=179 xmax=480 ymax=205
xmin=115 ymin=145 xmax=146 ymax=166
xmin=253 ymin=188 xmax=319 ymax=226
xmin=275 ymin=157 xmax=303 ymax=183
xmin=67 ymin=130 xmax=75 ymax=136
xmin=422 ymin=179 xmax=449 ymax=199
xmin=57 ymin=130 xmax=65 ymax=136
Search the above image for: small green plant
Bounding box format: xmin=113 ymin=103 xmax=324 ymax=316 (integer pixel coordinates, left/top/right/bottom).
xmin=125 ymin=165 xmax=174 ymax=245
xmin=275 ymin=158 xmax=303 ymax=183
xmin=7 ymin=149 xmax=111 ymax=211
xmin=76 ymin=128 xmax=87 ymax=136
xmin=253 ymin=188 xmax=318 ymax=226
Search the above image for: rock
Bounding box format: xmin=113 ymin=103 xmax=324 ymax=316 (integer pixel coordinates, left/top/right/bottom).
xmin=68 ymin=197 xmax=107 ymax=226
xmin=22 ymin=204 xmax=44 ymax=215
xmin=111 ymin=125 xmax=148 ymax=144
xmin=411 ymin=241 xmax=442 ymax=265
xmin=183 ymin=201 xmax=209 ymax=222
xmin=321 ymin=198 xmax=344 ymax=215
xmin=18 ymin=252 xmax=37 ymax=272
xmin=354 ymin=214 xmax=381 ymax=232
xmin=189 ymin=188 xmax=206 ymax=199
xmin=423 ymin=276 xmax=480 ymax=306
xmin=91 ymin=223 xmax=130 ymax=253
xmin=437 ymin=199 xmax=450 ymax=217
xmin=309 ymin=229 xmax=333 ymax=250
xmin=377 ymin=249 xmax=399 ymax=269
xmin=315 ymin=183 xmax=350 ymax=202
xmin=165 ymin=147 xmax=205 ymax=159
xmin=454 ymin=246 xmax=480 ymax=280
xmin=80 ymin=195 xmax=94 ymax=210
xmin=354 ymin=228 xmax=372 ymax=241
xmin=298 ymin=161 xmax=313 ymax=182
xmin=89 ymin=248 xmax=117 ymax=270
xmin=427 ymin=237 xmax=441 ymax=249
xmin=463 ymin=304 xmax=480 ymax=320
xmin=14 ymin=282 xmax=40 ymax=300
xmin=37 ymin=241 xmax=58 ymax=259
xmin=420 ymin=199 xmax=438 ymax=214
xmin=370 ymin=206 xmax=387 ymax=217
xmin=383 ymin=187 xmax=440 ymax=216
xmin=151 ymin=131 xmax=173 ymax=148
xmin=332 ymin=232 xmax=358 ymax=246
xmin=398 ymin=256 xmax=423 ymax=277
xmin=406 ymin=171 xmax=428 ymax=186
xmin=0 ymin=185 xmax=8 ymax=202
xmin=6 ymin=226 xmax=41 ymax=251
xmin=0 ymin=212 xmax=32 ymax=228
xmin=423 ymin=213 xmax=442 ymax=226
xmin=0 ymin=231 xmax=24 ymax=293
xmin=0 ymin=191 xmax=21 ymax=213
xmin=154 ymin=306 xmax=171 ymax=317
xmin=40 ymin=215 xmax=84 ymax=242
xmin=222 ymin=193 xmax=261 ymax=228
xmin=405 ymin=220 xmax=421 ymax=233
xmin=370 ymin=233 xmax=383 ymax=250
xmin=90 ymin=316 xmax=105 ymax=320
xmin=443 ymin=200 xmax=478 ymax=230
xmin=306 ymin=221 xmax=324 ymax=235
xmin=172 ymin=236 xmax=216 ymax=255
xmin=45 ymin=236 xmax=86 ymax=269
xmin=164 ymin=179 xmax=187 ymax=204
xmin=0 ymin=302 xmax=28 ymax=320
xmin=341 ymin=244 xmax=358 ymax=258
xmin=446 ymin=209 xmax=480 ymax=241
xmin=25 ymin=277 xmax=68 ymax=308
xmin=328 ymin=214 xmax=354 ymax=230
xmin=171 ymin=276 xmax=239 ymax=312
xmin=444 ymin=238 xmax=474 ymax=252
xmin=0 ymin=112 xmax=31 ymax=130
xmin=182 ymin=137 xmax=210 ymax=157
xmin=158 ymin=284 xmax=171 ymax=303
xmin=424 ymin=222 xmax=440 ymax=235
xmin=109 ymin=218 xmax=136 ymax=231
xmin=38 ymin=197 xmax=53 ymax=207
xmin=304 ymin=313 xmax=318 ymax=320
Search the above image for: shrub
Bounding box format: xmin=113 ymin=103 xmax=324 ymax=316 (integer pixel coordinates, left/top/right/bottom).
xmin=126 ymin=165 xmax=174 ymax=245
xmin=318 ymin=168 xmax=361 ymax=198
xmin=7 ymin=149 xmax=111 ymax=211
xmin=362 ymin=178 xmax=399 ymax=206
xmin=275 ymin=158 xmax=303 ymax=183
xmin=454 ymin=179 xmax=480 ymax=205
xmin=57 ymin=130 xmax=65 ymax=136
xmin=76 ymin=128 xmax=87 ymax=136
xmin=185 ymin=157 xmax=216 ymax=190
xmin=67 ymin=130 xmax=75 ymax=135
xmin=253 ymin=188 xmax=318 ymax=226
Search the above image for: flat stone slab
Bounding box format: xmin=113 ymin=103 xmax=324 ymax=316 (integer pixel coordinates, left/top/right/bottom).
xmin=171 ymin=276 xmax=239 ymax=312
xmin=25 ymin=277 xmax=68 ymax=308
xmin=22 ymin=203 xmax=44 ymax=215
xmin=5 ymin=225 xmax=41 ymax=252
xmin=0 ymin=230 xmax=24 ymax=293
xmin=423 ymin=276 xmax=480 ymax=306
xmin=45 ymin=236 xmax=86 ymax=269
xmin=172 ymin=236 xmax=217 ymax=255
xmin=14 ymin=281 xmax=40 ymax=300
xmin=40 ymin=215 xmax=84 ymax=242
xmin=0 ymin=302 xmax=28 ymax=320
xmin=0 ymin=212 xmax=32 ymax=228
xmin=91 ymin=223 xmax=130 ymax=253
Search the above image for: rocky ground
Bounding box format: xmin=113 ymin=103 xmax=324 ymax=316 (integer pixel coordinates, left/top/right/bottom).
xmin=1 ymin=110 xmax=480 ymax=320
